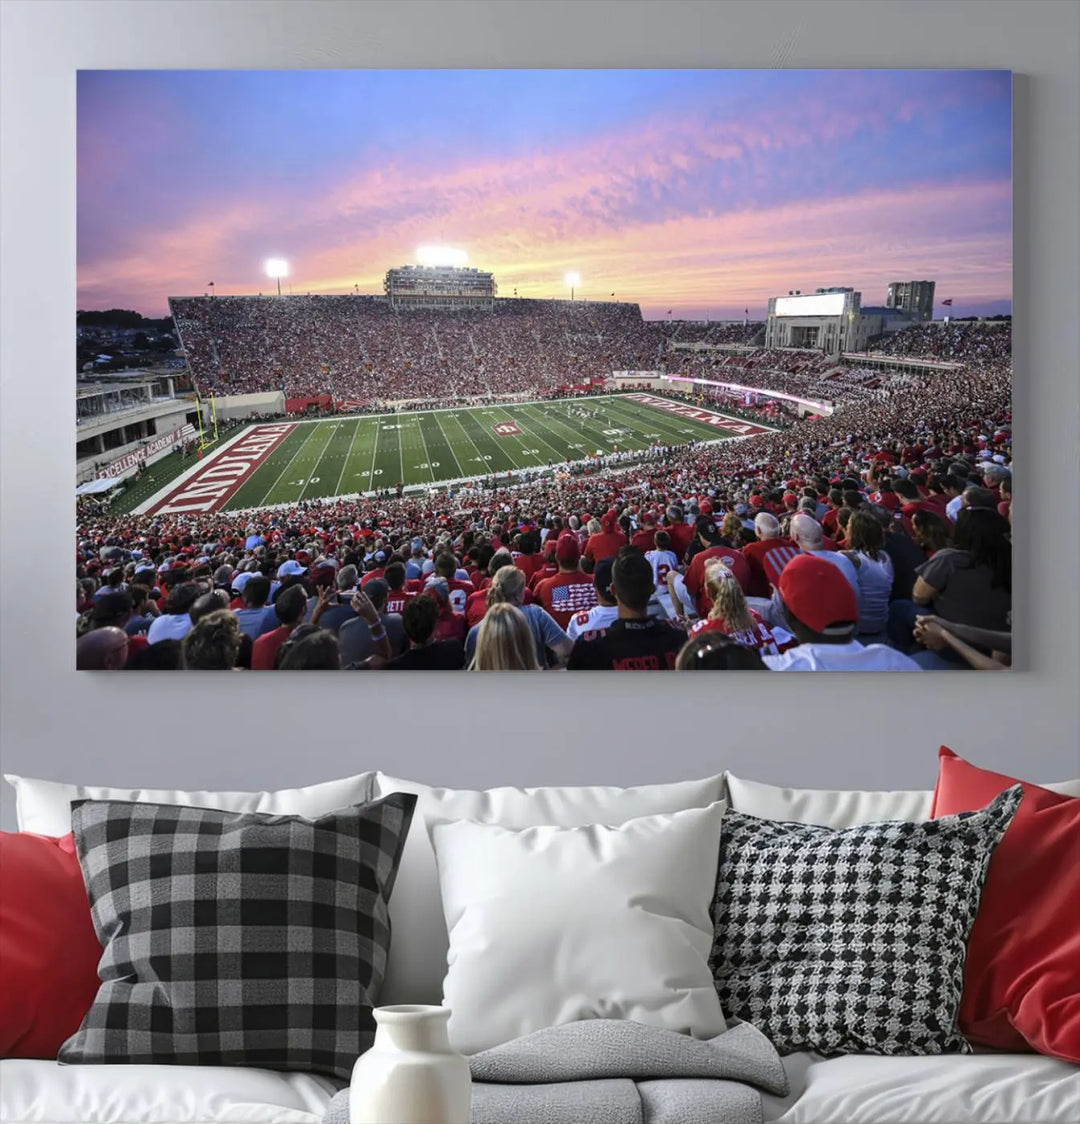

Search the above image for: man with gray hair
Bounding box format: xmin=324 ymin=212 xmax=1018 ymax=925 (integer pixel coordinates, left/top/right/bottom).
xmin=741 ymin=512 xmax=798 ymax=599
xmin=789 ymin=513 xmax=858 ymax=596
xmin=981 ymin=462 xmax=1011 ymax=491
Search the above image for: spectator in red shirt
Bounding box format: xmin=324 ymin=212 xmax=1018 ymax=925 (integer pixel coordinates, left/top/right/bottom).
xmin=688 ymin=559 xmax=784 ymax=656
xmin=431 ymin=552 xmax=474 ymax=614
xmin=360 ymin=550 xmax=387 ymax=587
xmin=529 ymin=538 xmax=559 ymax=591
xmin=252 ymin=584 xmax=307 ymax=669
xmin=996 ymin=473 xmax=1012 ymax=520
xmin=630 ymin=512 xmax=657 ymax=552
xmin=662 ymin=504 xmax=695 ymax=563
xmin=683 ymin=520 xmax=752 ymax=615
xmin=423 ymin=579 xmax=468 ymax=644
xmin=383 ymin=561 xmax=411 ymax=615
xmin=741 ymin=513 xmax=797 ymax=598
xmin=514 ymin=530 xmax=542 ymax=585
xmin=465 ymin=550 xmax=513 ymax=627
xmin=820 ymin=489 xmax=844 ymax=538
xmin=534 ymin=534 xmax=598 ymax=629
xmin=584 ymin=510 xmax=627 ymax=565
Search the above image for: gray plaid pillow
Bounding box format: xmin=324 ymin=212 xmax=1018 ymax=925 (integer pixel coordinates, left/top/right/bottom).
xmin=710 ymin=785 xmax=1022 ymax=1057
xmin=59 ymin=793 xmax=416 ymax=1080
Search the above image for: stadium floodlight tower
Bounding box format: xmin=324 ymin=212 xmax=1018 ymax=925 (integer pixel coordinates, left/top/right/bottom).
xmin=264 ymin=258 xmax=289 ymax=296
xmin=565 ymin=271 xmax=580 ymax=301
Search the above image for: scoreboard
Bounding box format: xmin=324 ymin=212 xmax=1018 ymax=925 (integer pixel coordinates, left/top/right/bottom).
xmin=773 ymin=293 xmax=847 ymax=318
xmin=385 ymin=265 xmax=496 ymax=310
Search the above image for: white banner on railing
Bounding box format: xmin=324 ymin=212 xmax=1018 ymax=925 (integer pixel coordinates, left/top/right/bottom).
xmin=101 ymin=424 xmax=196 ymax=478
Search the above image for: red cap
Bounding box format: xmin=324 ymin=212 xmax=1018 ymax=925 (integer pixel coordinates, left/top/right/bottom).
xmin=750 ymin=495 xmax=765 ymax=508
xmin=555 ymin=533 xmax=581 ymax=563
xmin=601 ymin=510 xmax=618 ymax=532
xmin=296 ymin=550 xmax=312 ymax=564
xmin=699 ymin=499 xmax=713 ymax=515
xmin=778 ymin=554 xmax=858 ymax=634
xmin=783 ymin=492 xmax=798 ymax=507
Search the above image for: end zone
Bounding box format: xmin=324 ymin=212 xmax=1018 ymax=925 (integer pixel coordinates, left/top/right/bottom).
xmin=621 ymin=392 xmax=777 ymax=437
xmin=139 ymin=424 xmax=297 ymax=515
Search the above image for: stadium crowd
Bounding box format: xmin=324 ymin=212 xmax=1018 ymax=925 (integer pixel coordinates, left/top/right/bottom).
xmin=869 ymin=321 xmax=1011 ymax=363
xmin=171 ymin=296 xmax=667 ymax=402
xmin=76 ymin=322 xmax=1013 ymax=673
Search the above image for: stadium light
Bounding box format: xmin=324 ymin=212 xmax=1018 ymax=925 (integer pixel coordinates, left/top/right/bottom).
xmin=265 ymin=258 xmax=289 ymax=296
xmin=416 ymin=246 xmax=468 ymax=268
xmin=565 ymin=271 xmax=580 ymax=301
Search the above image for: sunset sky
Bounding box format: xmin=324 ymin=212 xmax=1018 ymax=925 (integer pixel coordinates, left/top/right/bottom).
xmin=77 ymin=69 xmax=1012 ymax=321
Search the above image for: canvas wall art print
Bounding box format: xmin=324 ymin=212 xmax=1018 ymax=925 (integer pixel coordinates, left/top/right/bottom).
xmin=75 ymin=69 xmax=1012 ymax=672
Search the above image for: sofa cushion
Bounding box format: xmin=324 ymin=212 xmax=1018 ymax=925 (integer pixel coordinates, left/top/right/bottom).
xmin=3 ymin=772 xmax=376 ymax=836
xmin=763 ymin=1049 xmax=1080 ymax=1122
xmin=0 ymin=1057 xmax=339 ymax=1123
xmin=0 ymin=832 xmax=101 ymax=1058
xmin=372 ymin=771 xmax=725 ymax=1005
xmin=722 ymin=772 xmax=933 ymax=827
xmin=710 ymin=787 xmax=1022 ymax=1056
xmin=60 ymin=795 xmax=415 ymax=1081
xmin=932 ymin=746 xmax=1080 ymax=1062
xmin=724 ymin=770 xmax=1080 ymax=828
xmin=432 ymin=802 xmax=728 ymax=1054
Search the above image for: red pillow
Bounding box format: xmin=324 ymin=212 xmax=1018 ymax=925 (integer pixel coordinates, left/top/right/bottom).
xmin=0 ymin=832 xmax=102 ymax=1057
xmin=932 ymin=746 xmax=1080 ymax=1061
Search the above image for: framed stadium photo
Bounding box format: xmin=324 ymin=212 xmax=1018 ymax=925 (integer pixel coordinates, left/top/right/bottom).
xmin=76 ymin=69 xmax=1012 ymax=672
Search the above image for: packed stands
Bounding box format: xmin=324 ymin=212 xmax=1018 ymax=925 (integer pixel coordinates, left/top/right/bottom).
xmin=171 ymin=296 xmax=666 ymax=402
xmin=77 ymin=323 xmax=1012 ymax=673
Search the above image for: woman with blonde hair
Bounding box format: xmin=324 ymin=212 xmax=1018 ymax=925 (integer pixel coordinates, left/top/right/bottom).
xmin=688 ymin=559 xmax=782 ymax=656
xmin=464 ymin=563 xmax=573 ymax=667
xmin=720 ymin=512 xmax=743 ymax=543
xmin=470 ymin=603 xmax=542 ymax=670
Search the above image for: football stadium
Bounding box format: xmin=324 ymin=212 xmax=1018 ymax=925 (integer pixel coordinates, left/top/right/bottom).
xmin=75 ymin=259 xmax=1012 ymax=672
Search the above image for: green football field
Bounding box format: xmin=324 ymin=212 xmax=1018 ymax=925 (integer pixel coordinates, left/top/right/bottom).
xmin=140 ymin=395 xmax=762 ymax=515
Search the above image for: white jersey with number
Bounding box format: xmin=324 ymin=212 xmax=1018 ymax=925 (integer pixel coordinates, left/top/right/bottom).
xmin=644 ymin=549 xmax=679 ymax=594
xmin=566 ymin=604 xmax=620 ymax=641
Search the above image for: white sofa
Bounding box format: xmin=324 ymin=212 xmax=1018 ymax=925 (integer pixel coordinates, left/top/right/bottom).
xmin=2 ymin=769 xmax=1079 ymax=1124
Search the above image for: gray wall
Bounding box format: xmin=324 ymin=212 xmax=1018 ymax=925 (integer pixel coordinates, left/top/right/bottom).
xmin=1 ymin=1 xmax=1077 ymax=829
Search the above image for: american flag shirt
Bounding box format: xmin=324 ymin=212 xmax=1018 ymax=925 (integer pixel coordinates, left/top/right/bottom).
xmin=538 ymin=573 xmax=598 ymax=629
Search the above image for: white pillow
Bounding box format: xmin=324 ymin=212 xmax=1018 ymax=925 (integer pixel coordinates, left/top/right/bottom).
xmin=4 ymin=772 xmax=376 ymax=836
xmin=431 ymin=801 xmax=728 ymax=1055
xmin=723 ymin=771 xmax=1080 ymax=828
xmin=723 ymin=772 xmax=933 ymax=828
xmin=373 ymin=771 xmax=725 ymax=1005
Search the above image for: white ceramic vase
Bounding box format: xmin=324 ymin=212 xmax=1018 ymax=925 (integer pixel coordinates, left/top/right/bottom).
xmin=350 ymin=1005 xmax=471 ymax=1124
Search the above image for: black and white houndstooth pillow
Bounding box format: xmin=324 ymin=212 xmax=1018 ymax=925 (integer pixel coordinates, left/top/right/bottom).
xmin=60 ymin=793 xmax=416 ymax=1080
xmin=710 ymin=785 xmax=1022 ymax=1057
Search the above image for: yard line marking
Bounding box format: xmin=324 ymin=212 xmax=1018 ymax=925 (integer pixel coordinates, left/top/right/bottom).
xmin=254 ymin=425 xmax=327 ymax=509
xmin=441 ymin=411 xmax=493 ymax=477
xmin=332 ymin=418 xmax=364 ymax=497
xmin=431 ymin=411 xmax=467 ymax=478
xmin=297 ymin=421 xmax=343 ymax=502
xmin=591 ymin=398 xmax=689 ymax=447
xmin=415 ymin=413 xmax=437 ymax=484
xmin=364 ymin=417 xmax=381 ymax=492
xmin=520 ymin=403 xmax=614 ymax=457
xmin=510 ymin=406 xmax=569 ymax=462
